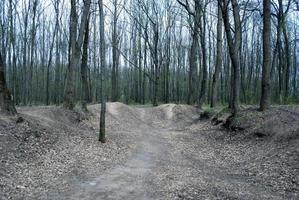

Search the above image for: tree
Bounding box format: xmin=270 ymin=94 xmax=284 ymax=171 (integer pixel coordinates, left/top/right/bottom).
xmin=28 ymin=0 xmax=38 ymax=104
xmin=198 ymin=0 xmax=208 ymax=108
xmin=1 ymin=0 xmax=298 ymax=112
xmin=177 ymin=0 xmax=200 ymax=105
xmin=219 ymin=0 xmax=241 ymax=116
xmin=99 ymin=0 xmax=106 ymax=143
xmin=111 ymin=0 xmax=121 ymax=102
xmin=211 ymin=4 xmax=223 ymax=108
xmin=260 ymin=0 xmax=271 ymax=111
xmin=81 ymin=16 xmax=91 ymax=111
xmin=0 ymin=52 xmax=16 ymax=115
xmin=46 ymin=0 xmax=60 ymax=105
xmin=63 ymin=0 xmax=91 ymax=109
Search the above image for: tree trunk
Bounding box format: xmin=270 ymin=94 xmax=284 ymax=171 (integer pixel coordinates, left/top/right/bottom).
xmin=98 ymin=0 xmax=106 ymax=143
xmin=28 ymin=0 xmax=38 ymax=104
xmin=220 ymin=0 xmax=241 ymax=116
xmin=64 ymin=0 xmax=91 ymax=109
xmin=293 ymin=29 xmax=297 ymax=98
xmin=111 ymin=0 xmax=119 ymax=102
xmin=198 ymin=3 xmax=208 ymax=107
xmin=282 ymin=20 xmax=290 ymax=103
xmin=0 ymin=53 xmax=16 ymax=115
xmin=211 ymin=4 xmax=222 ymax=108
xmin=81 ymin=16 xmax=91 ymax=111
xmin=260 ymin=0 xmax=271 ymax=111
xmin=153 ymin=25 xmax=159 ymax=106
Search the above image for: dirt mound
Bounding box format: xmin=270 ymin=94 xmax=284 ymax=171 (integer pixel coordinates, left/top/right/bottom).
xmin=88 ymin=102 xmax=144 ymax=131
xmin=147 ymin=104 xmax=201 ymax=129
xmin=0 ymin=105 xmax=139 ymax=200
xmin=17 ymin=106 xmax=90 ymax=130
xmin=223 ymin=106 xmax=299 ymax=142
xmin=88 ymin=103 xmax=201 ymax=130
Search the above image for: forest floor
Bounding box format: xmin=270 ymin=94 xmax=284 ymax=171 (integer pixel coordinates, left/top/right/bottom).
xmin=0 ymin=102 xmax=298 ymax=200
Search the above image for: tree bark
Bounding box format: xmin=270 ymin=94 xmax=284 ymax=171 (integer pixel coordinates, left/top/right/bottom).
xmin=198 ymin=2 xmax=208 ymax=107
xmin=111 ymin=0 xmax=120 ymax=102
xmin=211 ymin=4 xmax=222 ymax=108
xmin=260 ymin=0 xmax=271 ymax=110
xmin=282 ymin=19 xmax=290 ymax=103
xmin=0 ymin=53 xmax=16 ymax=115
xmin=63 ymin=0 xmax=91 ymax=109
xmin=98 ymin=0 xmax=106 ymax=143
xmin=219 ymin=0 xmax=241 ymax=116
xmin=81 ymin=16 xmax=91 ymax=111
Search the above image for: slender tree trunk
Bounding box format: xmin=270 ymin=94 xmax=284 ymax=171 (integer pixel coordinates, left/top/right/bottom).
xmin=98 ymin=0 xmax=106 ymax=143
xmin=111 ymin=0 xmax=119 ymax=102
xmin=260 ymin=0 xmax=271 ymax=110
xmin=0 ymin=53 xmax=16 ymax=115
xmin=153 ymin=25 xmax=159 ymax=106
xmin=220 ymin=0 xmax=241 ymax=115
xmin=46 ymin=3 xmax=59 ymax=105
xmin=283 ymin=20 xmax=290 ymax=103
xmin=28 ymin=0 xmax=38 ymax=104
xmin=142 ymin=37 xmax=147 ymax=104
xmin=198 ymin=4 xmax=208 ymax=107
xmin=81 ymin=16 xmax=91 ymax=111
xmin=187 ymin=3 xmax=200 ymax=105
xmin=22 ymin=6 xmax=29 ymax=105
xmin=293 ymin=29 xmax=297 ymax=98
xmin=211 ymin=4 xmax=222 ymax=108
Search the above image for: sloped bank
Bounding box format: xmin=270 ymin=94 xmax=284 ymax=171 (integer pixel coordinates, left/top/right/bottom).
xmin=0 ymin=104 xmax=140 ymax=200
xmin=197 ymin=105 xmax=299 ymax=199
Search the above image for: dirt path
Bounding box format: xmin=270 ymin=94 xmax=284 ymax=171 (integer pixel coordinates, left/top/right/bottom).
xmin=64 ymin=130 xmax=164 ymax=200
xmin=52 ymin=106 xmax=178 ymax=200
xmin=1 ymin=103 xmax=298 ymax=200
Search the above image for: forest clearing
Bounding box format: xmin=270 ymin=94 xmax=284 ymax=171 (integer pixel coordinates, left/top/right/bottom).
xmin=1 ymin=0 xmax=299 ymax=199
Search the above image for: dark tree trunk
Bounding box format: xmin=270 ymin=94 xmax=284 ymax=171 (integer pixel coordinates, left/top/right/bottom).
xmin=153 ymin=25 xmax=159 ymax=107
xmin=0 ymin=53 xmax=16 ymax=115
xmin=260 ymin=0 xmax=271 ymax=111
xmin=198 ymin=3 xmax=208 ymax=108
xmin=282 ymin=20 xmax=290 ymax=103
xmin=28 ymin=0 xmax=38 ymax=104
xmin=81 ymin=16 xmax=91 ymax=111
xmin=98 ymin=0 xmax=106 ymax=143
xmin=64 ymin=0 xmax=91 ymax=109
xmin=211 ymin=4 xmax=222 ymax=108
xmin=111 ymin=0 xmax=119 ymax=102
xmin=46 ymin=5 xmax=59 ymax=105
xmin=220 ymin=0 xmax=241 ymax=116
xmin=293 ymin=29 xmax=297 ymax=98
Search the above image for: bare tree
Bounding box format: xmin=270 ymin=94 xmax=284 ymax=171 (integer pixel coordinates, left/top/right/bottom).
xmin=111 ymin=0 xmax=121 ymax=102
xmin=219 ymin=0 xmax=241 ymax=115
xmin=99 ymin=0 xmax=106 ymax=143
xmin=211 ymin=4 xmax=223 ymax=108
xmin=177 ymin=0 xmax=199 ymax=105
xmin=260 ymin=0 xmax=271 ymax=110
xmin=0 ymin=52 xmax=16 ymax=115
xmin=63 ymin=0 xmax=91 ymax=109
xmin=81 ymin=16 xmax=91 ymax=111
